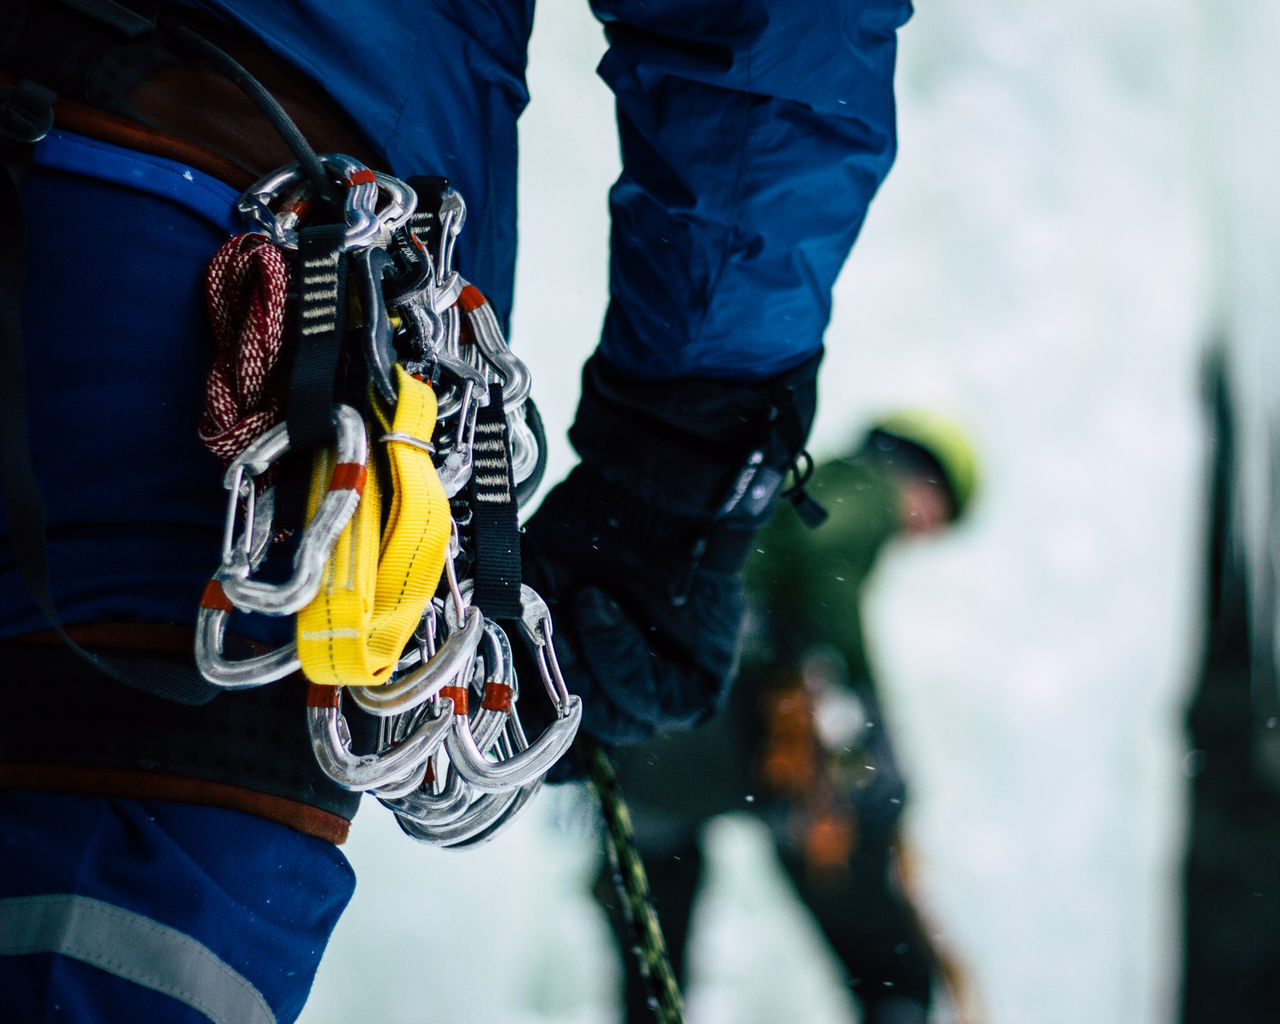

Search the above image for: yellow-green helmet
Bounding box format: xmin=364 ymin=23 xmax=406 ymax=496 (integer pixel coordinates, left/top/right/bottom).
xmin=864 ymin=409 xmax=980 ymax=520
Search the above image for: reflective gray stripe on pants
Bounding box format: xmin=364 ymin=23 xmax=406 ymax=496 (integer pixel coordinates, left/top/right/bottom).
xmin=0 ymin=894 xmax=277 ymax=1024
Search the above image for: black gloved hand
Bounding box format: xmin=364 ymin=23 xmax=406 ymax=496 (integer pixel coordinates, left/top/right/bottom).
xmin=521 ymin=349 xmax=822 ymax=749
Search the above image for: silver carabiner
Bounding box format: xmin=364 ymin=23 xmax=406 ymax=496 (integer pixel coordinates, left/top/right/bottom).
xmin=307 ymin=685 xmax=454 ymax=792
xmin=345 ymin=604 xmax=484 ymax=717
xmin=430 ymin=337 xmax=491 ymax=422
xmin=217 ymin=475 xmax=277 ymax=577
xmin=516 ymin=584 xmax=576 ymax=713
xmin=436 ymin=186 xmax=466 ymax=288
xmin=434 ymin=379 xmax=484 ymax=498
xmin=237 ymin=163 xmax=310 ymax=246
xmin=324 ymin=154 xmax=417 ymax=251
xmin=326 ymin=153 xmax=381 ymax=248
xmin=443 ymin=697 xmax=580 ymax=792
xmin=370 ymin=759 xmax=432 ymax=800
xmin=238 ymin=154 xmax=417 ymax=251
xmin=459 ymin=279 xmax=531 ymax=410
xmin=218 ymin=404 xmax=368 ymax=617
xmin=449 ymin=278 xmax=542 ymax=491
xmin=380 ymin=759 xmax=474 ymax=826
xmin=193 ymin=579 xmax=300 ymax=689
xmin=442 ymin=581 xmax=573 ymax=719
xmin=464 ymin=620 xmax=518 ymax=752
xmin=368 ymin=707 xmax=436 ymax=798
xmin=439 ymin=582 xmax=581 ymax=791
xmin=439 ymin=780 xmax=543 ymax=849
xmin=506 ymin=411 xmax=539 ymax=492
xmin=394 ymin=723 xmax=543 ymax=846
xmin=393 ymin=782 xmax=533 ymax=847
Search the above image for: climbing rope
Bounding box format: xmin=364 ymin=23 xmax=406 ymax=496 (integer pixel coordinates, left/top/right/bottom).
xmin=581 ymin=735 xmax=687 ymax=1024
xmin=199 ymin=232 xmax=291 ymax=465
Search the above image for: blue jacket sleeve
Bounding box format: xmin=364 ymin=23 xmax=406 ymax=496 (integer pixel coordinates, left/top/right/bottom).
xmin=589 ymin=0 xmax=912 ymax=383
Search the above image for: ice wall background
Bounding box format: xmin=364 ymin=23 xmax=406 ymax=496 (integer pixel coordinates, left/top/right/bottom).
xmin=300 ymin=3 xmax=1219 ymax=1022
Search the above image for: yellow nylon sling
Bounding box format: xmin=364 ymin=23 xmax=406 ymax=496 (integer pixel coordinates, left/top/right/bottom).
xmin=297 ymin=365 xmax=452 ymax=685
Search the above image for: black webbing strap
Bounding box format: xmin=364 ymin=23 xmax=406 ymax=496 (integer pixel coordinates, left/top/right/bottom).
xmin=0 ymin=80 xmax=217 ymax=704
xmin=285 ymin=224 xmax=348 ymax=451
xmin=468 ymin=384 xmax=522 ymax=620
xmin=403 ymin=174 xmax=450 ymax=257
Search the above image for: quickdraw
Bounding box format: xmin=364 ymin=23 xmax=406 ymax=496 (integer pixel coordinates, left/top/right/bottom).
xmin=217 ymin=403 xmax=370 ymax=617
xmin=194 ymin=152 xmax=575 ymax=845
xmin=296 ymin=367 xmax=452 ymax=687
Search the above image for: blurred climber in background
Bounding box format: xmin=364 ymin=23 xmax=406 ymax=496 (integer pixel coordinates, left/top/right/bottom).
xmin=597 ymin=412 xmax=984 ymax=1024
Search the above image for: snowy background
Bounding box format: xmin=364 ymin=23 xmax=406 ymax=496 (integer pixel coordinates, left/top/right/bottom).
xmin=300 ymin=3 xmax=1226 ymax=1023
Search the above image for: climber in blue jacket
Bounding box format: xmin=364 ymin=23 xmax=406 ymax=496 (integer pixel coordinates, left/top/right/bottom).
xmin=0 ymin=1 xmax=913 ymax=1020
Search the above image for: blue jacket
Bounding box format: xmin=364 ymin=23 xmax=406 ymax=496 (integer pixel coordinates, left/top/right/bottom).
xmin=1 ymin=0 xmax=911 ymax=637
xmin=184 ymin=0 xmax=910 ymax=378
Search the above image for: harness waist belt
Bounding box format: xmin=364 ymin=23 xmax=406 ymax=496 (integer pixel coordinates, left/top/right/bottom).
xmin=0 ymin=644 xmax=379 ymax=843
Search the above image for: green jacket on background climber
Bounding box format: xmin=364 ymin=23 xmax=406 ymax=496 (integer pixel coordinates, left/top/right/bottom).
xmin=598 ymin=410 xmax=984 ymax=1024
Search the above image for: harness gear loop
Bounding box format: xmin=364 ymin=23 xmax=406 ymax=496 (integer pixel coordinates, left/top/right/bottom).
xmin=296 ymin=367 xmax=452 ymax=687
xmin=181 ymin=142 xmax=575 ymax=834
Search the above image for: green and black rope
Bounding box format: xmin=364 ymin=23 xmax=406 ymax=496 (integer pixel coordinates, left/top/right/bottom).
xmin=579 ymin=735 xmax=686 ymax=1024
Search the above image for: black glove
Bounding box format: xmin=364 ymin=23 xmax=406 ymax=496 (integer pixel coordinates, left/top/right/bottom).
xmin=521 ymin=349 xmax=822 ymax=749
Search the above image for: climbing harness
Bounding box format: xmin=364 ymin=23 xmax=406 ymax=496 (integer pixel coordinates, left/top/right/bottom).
xmin=191 ymin=149 xmax=579 ymax=844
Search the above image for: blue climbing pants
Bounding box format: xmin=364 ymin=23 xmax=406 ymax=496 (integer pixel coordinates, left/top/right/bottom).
xmin=0 ymin=791 xmax=356 ymax=1023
